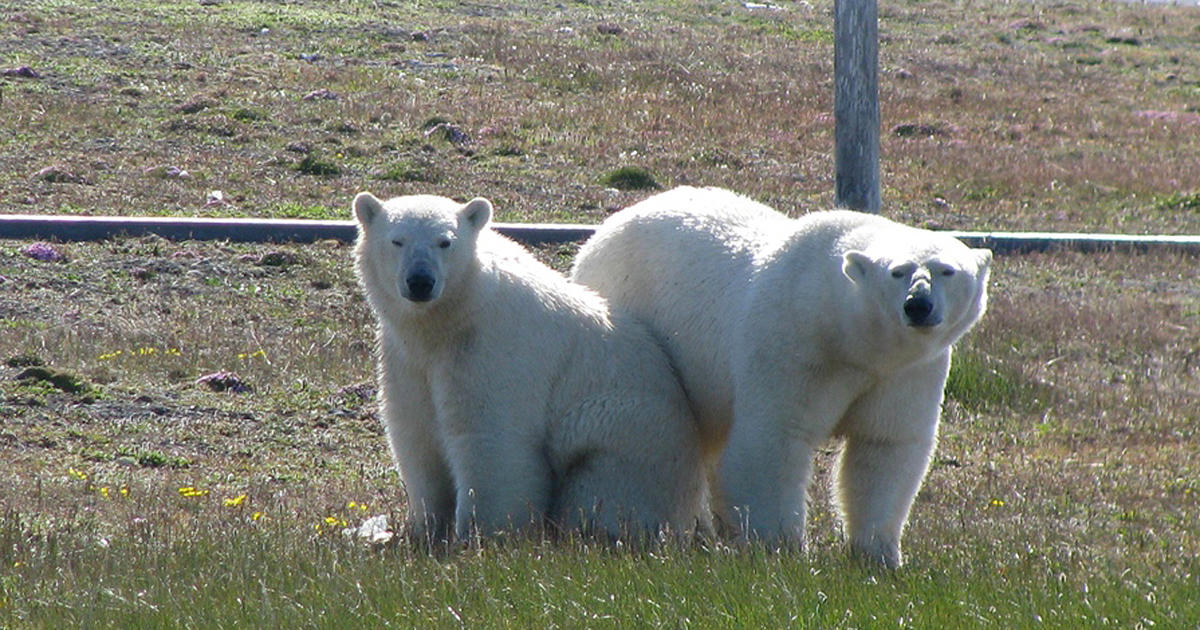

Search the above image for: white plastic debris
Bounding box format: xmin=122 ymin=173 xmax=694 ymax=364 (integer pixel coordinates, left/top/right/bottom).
xmin=342 ymin=514 xmax=394 ymax=545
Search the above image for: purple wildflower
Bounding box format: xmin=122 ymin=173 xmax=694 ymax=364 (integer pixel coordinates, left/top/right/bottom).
xmin=22 ymin=242 xmax=65 ymax=262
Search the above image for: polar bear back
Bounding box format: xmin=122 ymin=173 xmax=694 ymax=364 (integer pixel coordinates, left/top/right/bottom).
xmin=572 ymin=187 xmax=790 ymax=447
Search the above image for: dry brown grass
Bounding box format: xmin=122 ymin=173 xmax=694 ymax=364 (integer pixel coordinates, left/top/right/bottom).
xmin=2 ymin=0 xmax=1198 ymax=232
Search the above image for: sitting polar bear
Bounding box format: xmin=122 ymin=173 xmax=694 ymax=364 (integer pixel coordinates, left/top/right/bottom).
xmin=353 ymin=192 xmax=706 ymax=544
xmin=571 ymin=186 xmax=991 ymax=567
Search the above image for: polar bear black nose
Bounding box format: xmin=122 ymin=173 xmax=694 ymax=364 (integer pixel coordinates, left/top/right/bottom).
xmin=903 ymin=294 xmax=937 ymax=327
xmin=405 ymin=273 xmax=437 ymax=302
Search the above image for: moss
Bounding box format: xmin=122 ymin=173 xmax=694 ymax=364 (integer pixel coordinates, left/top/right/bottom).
xmin=295 ymin=155 xmax=342 ymax=176
xmin=16 ymin=367 xmax=91 ymax=394
xmin=600 ymin=166 xmax=660 ymax=191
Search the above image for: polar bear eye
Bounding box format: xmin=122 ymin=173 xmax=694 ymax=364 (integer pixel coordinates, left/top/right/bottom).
xmin=891 ymin=269 xmax=906 ymax=279
xmin=391 ymin=239 xmax=405 ymax=248
xmin=438 ymin=238 xmax=453 ymax=249
xmin=942 ymin=268 xmax=956 ymax=277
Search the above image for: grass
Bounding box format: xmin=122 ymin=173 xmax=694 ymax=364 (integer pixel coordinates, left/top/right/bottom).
xmin=1 ymin=238 xmax=1197 ymax=627
xmin=5 ymin=513 xmax=1195 ymax=627
xmin=2 ymin=0 xmax=1200 ymax=627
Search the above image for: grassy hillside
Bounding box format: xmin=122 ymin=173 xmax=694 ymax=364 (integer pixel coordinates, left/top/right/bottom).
xmin=2 ymin=0 xmax=1199 ymax=232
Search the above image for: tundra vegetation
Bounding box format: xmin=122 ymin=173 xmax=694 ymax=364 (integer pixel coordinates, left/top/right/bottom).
xmin=0 ymin=0 xmax=1197 ymax=626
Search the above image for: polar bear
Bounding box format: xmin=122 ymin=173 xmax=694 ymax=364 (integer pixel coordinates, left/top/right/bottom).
xmin=353 ymin=192 xmax=706 ymax=544
xmin=571 ymin=186 xmax=991 ymax=567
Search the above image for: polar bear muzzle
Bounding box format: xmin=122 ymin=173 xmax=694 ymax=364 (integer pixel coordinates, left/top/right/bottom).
xmin=903 ymin=289 xmax=940 ymax=328
xmin=403 ymin=269 xmax=439 ymax=302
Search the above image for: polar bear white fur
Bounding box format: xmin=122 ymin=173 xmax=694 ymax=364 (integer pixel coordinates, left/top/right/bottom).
xmin=353 ymin=192 xmax=706 ymax=544
xmin=571 ymin=186 xmax=991 ymax=567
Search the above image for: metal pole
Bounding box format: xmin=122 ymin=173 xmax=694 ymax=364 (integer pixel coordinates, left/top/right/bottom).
xmin=834 ymin=0 xmax=881 ymax=213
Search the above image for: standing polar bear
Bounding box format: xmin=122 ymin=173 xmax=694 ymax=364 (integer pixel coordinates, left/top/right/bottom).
xmin=571 ymin=186 xmax=991 ymax=567
xmin=353 ymin=192 xmax=706 ymax=544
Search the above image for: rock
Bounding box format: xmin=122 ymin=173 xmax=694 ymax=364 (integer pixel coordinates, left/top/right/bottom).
xmin=302 ymin=88 xmax=339 ymax=101
xmin=424 ymin=122 xmax=471 ymax=145
xmin=173 ymin=97 xmax=214 ymax=114
xmin=195 ymin=371 xmax=252 ymax=394
xmin=893 ymin=122 xmax=950 ymax=138
xmin=3 ymin=66 xmax=41 ymax=78
xmin=256 ymin=251 xmax=300 ymax=267
xmin=144 ymin=165 xmax=190 ymax=179
xmin=33 ymin=165 xmax=89 ymax=184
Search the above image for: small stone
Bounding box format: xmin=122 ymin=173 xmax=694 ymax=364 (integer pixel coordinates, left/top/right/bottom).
xmin=195 ymin=371 xmax=252 ymax=394
xmin=256 ymin=251 xmax=300 ymax=267
xmin=302 ymin=88 xmax=339 ymax=101
xmin=173 ymin=97 xmax=214 ymax=114
xmin=3 ymin=66 xmax=41 ymax=78
xmin=424 ymin=122 xmax=471 ymax=145
xmin=145 ymin=165 xmax=190 ymax=179
xmin=33 ymin=165 xmax=89 ymax=184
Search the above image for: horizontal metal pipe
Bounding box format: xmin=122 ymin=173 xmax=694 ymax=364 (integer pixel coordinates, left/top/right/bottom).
xmin=2 ymin=213 xmax=1199 ymax=254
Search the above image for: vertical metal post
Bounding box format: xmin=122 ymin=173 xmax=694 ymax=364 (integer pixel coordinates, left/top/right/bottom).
xmin=834 ymin=0 xmax=881 ymax=213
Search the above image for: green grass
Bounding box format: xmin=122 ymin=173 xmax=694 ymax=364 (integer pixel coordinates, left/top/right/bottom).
xmin=3 ymin=505 xmax=1196 ymax=628
xmin=1 ymin=238 xmax=1197 ymax=627
xmin=944 ymin=350 xmax=1050 ymax=415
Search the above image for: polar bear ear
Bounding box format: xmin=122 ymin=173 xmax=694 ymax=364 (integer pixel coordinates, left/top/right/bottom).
xmin=973 ymin=248 xmax=993 ymax=270
xmin=352 ymin=192 xmax=384 ymax=227
xmin=842 ymin=250 xmax=873 ymax=283
xmin=460 ymin=197 xmax=493 ymax=231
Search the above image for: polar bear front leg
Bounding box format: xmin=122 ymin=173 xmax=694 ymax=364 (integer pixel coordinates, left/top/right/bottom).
xmin=719 ymin=414 xmax=813 ymax=546
xmin=721 ymin=369 xmax=858 ymax=547
xmin=446 ymin=431 xmax=554 ymax=540
xmin=379 ymin=360 xmax=455 ymax=542
xmin=834 ymin=434 xmax=935 ymax=568
xmin=834 ymin=355 xmax=948 ymax=568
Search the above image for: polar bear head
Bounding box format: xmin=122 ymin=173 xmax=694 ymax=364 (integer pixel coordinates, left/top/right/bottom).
xmin=353 ymin=192 xmax=493 ymax=308
xmin=841 ymin=234 xmax=992 ymax=343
